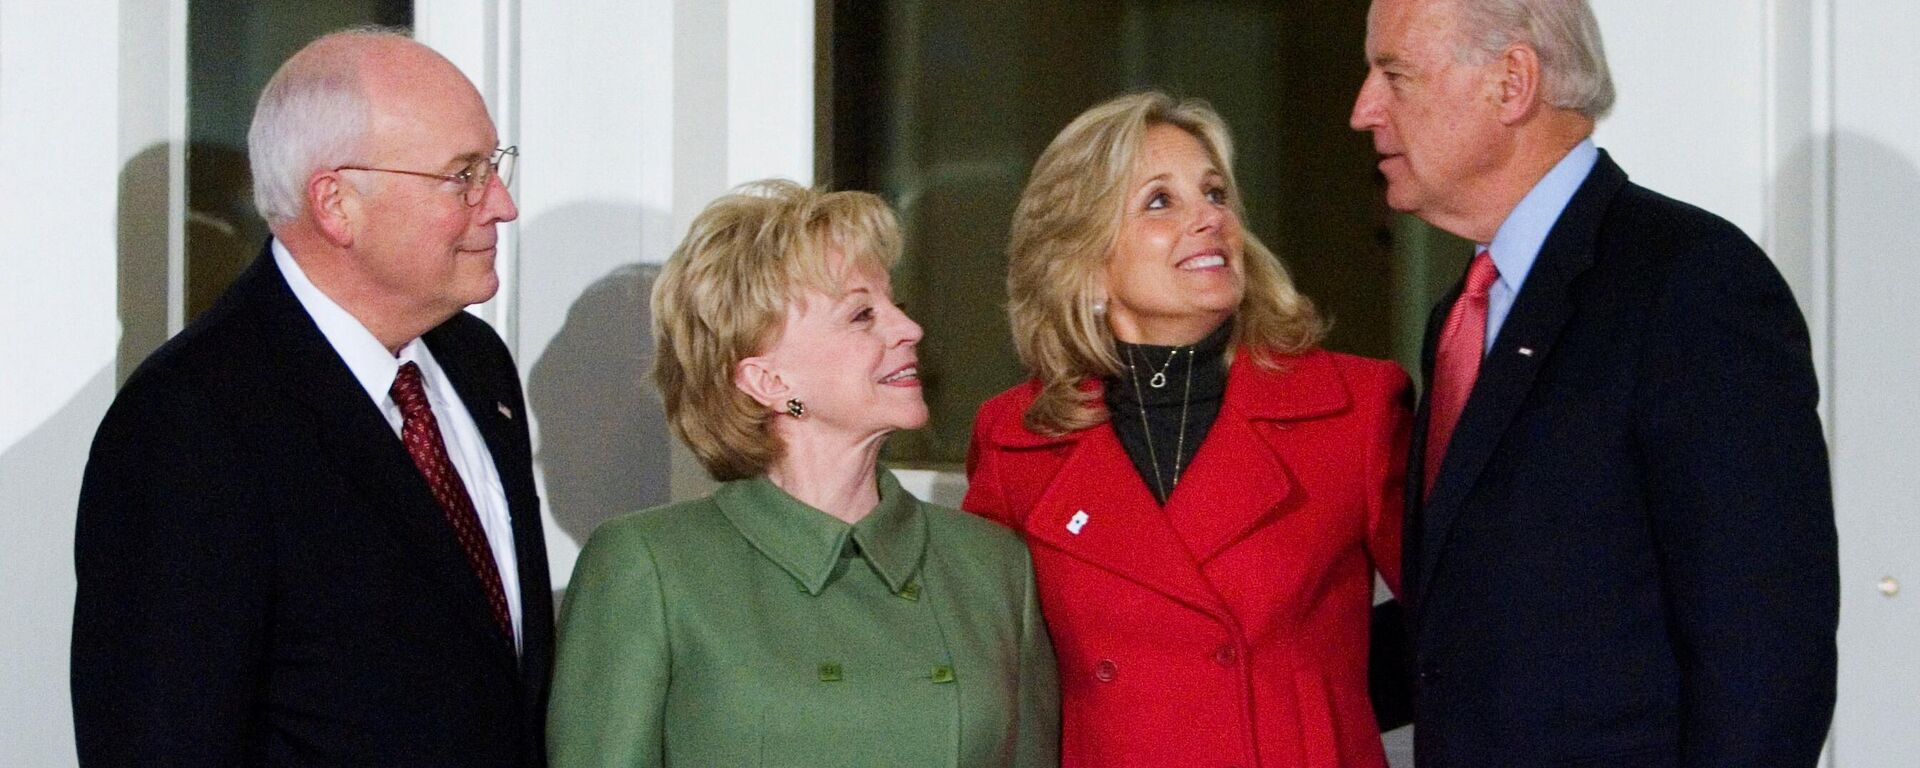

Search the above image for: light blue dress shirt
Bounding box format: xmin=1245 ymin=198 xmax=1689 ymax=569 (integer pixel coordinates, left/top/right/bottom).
xmin=1481 ymin=138 xmax=1601 ymax=353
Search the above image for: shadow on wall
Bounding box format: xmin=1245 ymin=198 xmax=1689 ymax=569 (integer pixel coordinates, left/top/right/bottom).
xmin=118 ymin=141 xmax=261 ymax=380
xmin=528 ymin=260 xmax=670 ymax=549
xmin=0 ymin=363 xmax=115 ymax=765
xmin=118 ymin=143 xmax=173 ymax=382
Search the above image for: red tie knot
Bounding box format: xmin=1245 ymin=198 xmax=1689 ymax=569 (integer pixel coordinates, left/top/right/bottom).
xmin=1464 ymin=250 xmax=1500 ymax=298
xmin=390 ymin=361 xmax=431 ymax=418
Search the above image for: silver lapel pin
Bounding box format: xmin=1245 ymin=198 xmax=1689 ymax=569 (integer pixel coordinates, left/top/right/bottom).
xmin=1066 ymin=510 xmax=1090 ymax=535
xmin=1517 ymin=347 xmax=1535 ymax=357
xmin=496 ymin=402 xmax=514 ymax=420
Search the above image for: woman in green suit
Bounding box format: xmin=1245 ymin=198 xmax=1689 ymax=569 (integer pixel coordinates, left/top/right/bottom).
xmin=548 ymin=180 xmax=1059 ymax=767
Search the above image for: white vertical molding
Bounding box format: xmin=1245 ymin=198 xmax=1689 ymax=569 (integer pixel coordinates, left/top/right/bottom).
xmin=725 ymin=0 xmax=814 ymax=185
xmin=668 ymin=0 xmax=731 ymax=505
xmin=416 ymin=0 xmax=521 ymax=350
xmin=491 ymin=0 xmax=521 ymax=353
xmin=672 ymin=0 xmax=729 ymax=235
xmin=166 ymin=0 xmax=188 ymax=335
xmin=637 ymin=0 xmax=678 ymax=266
xmin=1762 ymin=0 xmax=1834 ymax=431
xmin=1807 ymin=0 xmax=1837 ymax=438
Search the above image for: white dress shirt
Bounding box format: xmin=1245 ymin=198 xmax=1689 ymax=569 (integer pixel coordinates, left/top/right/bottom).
xmin=273 ymin=240 xmax=524 ymax=652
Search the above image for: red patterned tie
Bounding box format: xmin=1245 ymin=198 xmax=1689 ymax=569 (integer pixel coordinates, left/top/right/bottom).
xmin=1424 ymin=251 xmax=1499 ymax=497
xmin=390 ymin=362 xmax=513 ymax=640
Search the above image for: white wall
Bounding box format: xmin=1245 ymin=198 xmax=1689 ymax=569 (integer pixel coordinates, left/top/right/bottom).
xmin=0 ymin=1 xmax=185 ymax=764
xmin=1829 ymin=0 xmax=1920 ymax=762
xmin=1593 ymin=3 xmax=1770 ymax=239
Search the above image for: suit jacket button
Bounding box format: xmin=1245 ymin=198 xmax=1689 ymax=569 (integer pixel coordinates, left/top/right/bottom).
xmin=1094 ymin=659 xmax=1118 ymax=682
xmin=1212 ymin=645 xmax=1238 ymax=667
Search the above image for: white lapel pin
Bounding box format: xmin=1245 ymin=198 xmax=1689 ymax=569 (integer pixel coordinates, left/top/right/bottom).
xmin=497 ymin=402 xmax=514 ymax=420
xmin=1066 ymin=510 xmax=1090 ymax=535
xmin=1517 ymin=347 xmax=1535 ymax=357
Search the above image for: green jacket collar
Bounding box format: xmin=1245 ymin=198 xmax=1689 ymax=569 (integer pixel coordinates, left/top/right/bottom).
xmin=713 ymin=468 xmax=927 ymax=596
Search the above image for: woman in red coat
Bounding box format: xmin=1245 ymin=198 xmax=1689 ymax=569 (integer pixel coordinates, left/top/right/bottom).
xmin=964 ymin=91 xmax=1411 ymax=768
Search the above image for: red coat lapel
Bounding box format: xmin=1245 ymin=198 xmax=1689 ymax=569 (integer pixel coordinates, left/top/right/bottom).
xmin=984 ymin=349 xmax=1356 ymax=618
xmin=1164 ymin=350 xmax=1352 ymax=562
xmin=1010 ymin=420 xmax=1232 ymax=619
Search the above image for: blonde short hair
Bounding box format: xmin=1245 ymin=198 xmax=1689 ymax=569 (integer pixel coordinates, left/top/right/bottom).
xmin=651 ymin=180 xmax=902 ymax=480
xmin=1006 ymin=91 xmax=1324 ymax=436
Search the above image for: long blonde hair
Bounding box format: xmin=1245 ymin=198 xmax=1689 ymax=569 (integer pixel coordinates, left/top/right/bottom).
xmin=1005 ymin=91 xmax=1324 ymax=436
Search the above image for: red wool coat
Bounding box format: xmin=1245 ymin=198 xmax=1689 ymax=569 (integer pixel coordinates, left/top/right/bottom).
xmin=964 ymin=349 xmax=1410 ymax=768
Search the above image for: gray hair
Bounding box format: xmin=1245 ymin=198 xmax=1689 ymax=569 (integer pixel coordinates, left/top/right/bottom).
xmin=1453 ymin=0 xmax=1615 ymax=119
xmin=247 ymin=27 xmax=412 ymax=226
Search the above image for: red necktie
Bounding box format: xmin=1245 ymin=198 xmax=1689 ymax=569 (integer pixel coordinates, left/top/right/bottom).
xmin=1424 ymin=251 xmax=1499 ymax=496
xmin=391 ymin=362 xmax=514 ymax=640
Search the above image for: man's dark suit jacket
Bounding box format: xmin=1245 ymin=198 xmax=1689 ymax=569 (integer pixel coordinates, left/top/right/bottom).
xmin=1406 ymin=152 xmax=1838 ymax=767
xmin=72 ymin=246 xmax=554 ymax=766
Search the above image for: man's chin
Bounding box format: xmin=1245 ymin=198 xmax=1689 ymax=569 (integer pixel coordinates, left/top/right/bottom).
xmin=457 ymin=273 xmax=502 ymax=308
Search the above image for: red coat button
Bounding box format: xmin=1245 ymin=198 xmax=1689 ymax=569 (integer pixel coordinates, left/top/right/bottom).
xmin=1213 ymin=645 xmax=1238 ymax=667
xmin=1094 ymin=659 xmax=1118 ymax=682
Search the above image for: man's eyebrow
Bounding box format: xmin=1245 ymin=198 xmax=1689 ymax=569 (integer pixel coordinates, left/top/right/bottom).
xmin=1370 ymin=52 xmax=1403 ymax=68
xmin=443 ymin=150 xmax=489 ymax=169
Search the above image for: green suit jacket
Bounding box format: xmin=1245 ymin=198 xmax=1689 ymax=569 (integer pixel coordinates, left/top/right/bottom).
xmin=549 ymin=469 xmax=1059 ymax=767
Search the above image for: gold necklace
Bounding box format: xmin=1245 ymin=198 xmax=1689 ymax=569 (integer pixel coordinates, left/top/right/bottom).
xmin=1124 ymin=345 xmax=1194 ymax=501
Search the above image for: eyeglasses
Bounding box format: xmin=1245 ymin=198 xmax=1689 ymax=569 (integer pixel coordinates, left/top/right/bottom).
xmin=336 ymin=146 xmax=518 ymax=206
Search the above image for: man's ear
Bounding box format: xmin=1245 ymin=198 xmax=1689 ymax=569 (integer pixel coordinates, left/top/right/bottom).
xmin=308 ymin=171 xmax=357 ymax=247
xmin=733 ymin=355 xmax=791 ymax=411
xmin=1495 ymin=43 xmax=1543 ymax=125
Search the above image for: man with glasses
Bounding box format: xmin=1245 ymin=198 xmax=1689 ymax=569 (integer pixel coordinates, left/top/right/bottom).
xmin=73 ymin=28 xmax=552 ymax=767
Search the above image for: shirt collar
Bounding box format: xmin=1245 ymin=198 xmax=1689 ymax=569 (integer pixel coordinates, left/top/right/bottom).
xmin=273 ymin=238 xmax=421 ymax=401
xmin=1484 ymin=138 xmax=1600 ymax=292
xmin=713 ymin=468 xmax=927 ymax=596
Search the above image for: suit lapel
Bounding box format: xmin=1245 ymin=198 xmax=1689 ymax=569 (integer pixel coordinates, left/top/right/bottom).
xmin=250 ymin=250 xmax=522 ymax=670
xmin=1416 ymin=155 xmax=1630 ymax=595
xmin=423 ymin=325 xmax=531 ymax=517
xmin=1162 ymin=414 xmax=1293 ymax=563
xmin=425 ymin=324 xmax=553 ymax=670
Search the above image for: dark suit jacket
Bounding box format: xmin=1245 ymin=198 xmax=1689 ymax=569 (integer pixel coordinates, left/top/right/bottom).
xmin=73 ymin=246 xmax=554 ymax=767
xmin=1405 ymin=153 xmax=1837 ymax=767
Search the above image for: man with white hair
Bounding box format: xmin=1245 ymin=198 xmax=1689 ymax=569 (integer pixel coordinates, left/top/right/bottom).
xmin=72 ymin=29 xmax=552 ymax=766
xmin=1351 ymin=0 xmax=1836 ymax=765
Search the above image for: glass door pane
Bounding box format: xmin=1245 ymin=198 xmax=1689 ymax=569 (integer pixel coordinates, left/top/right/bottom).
xmin=187 ymin=0 xmax=413 ymax=320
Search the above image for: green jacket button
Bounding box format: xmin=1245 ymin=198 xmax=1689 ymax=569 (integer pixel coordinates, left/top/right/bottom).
xmin=818 ymin=662 xmax=842 ymax=682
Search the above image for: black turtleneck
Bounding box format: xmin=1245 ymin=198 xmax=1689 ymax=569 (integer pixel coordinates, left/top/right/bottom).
xmin=1104 ymin=321 xmax=1233 ymax=505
